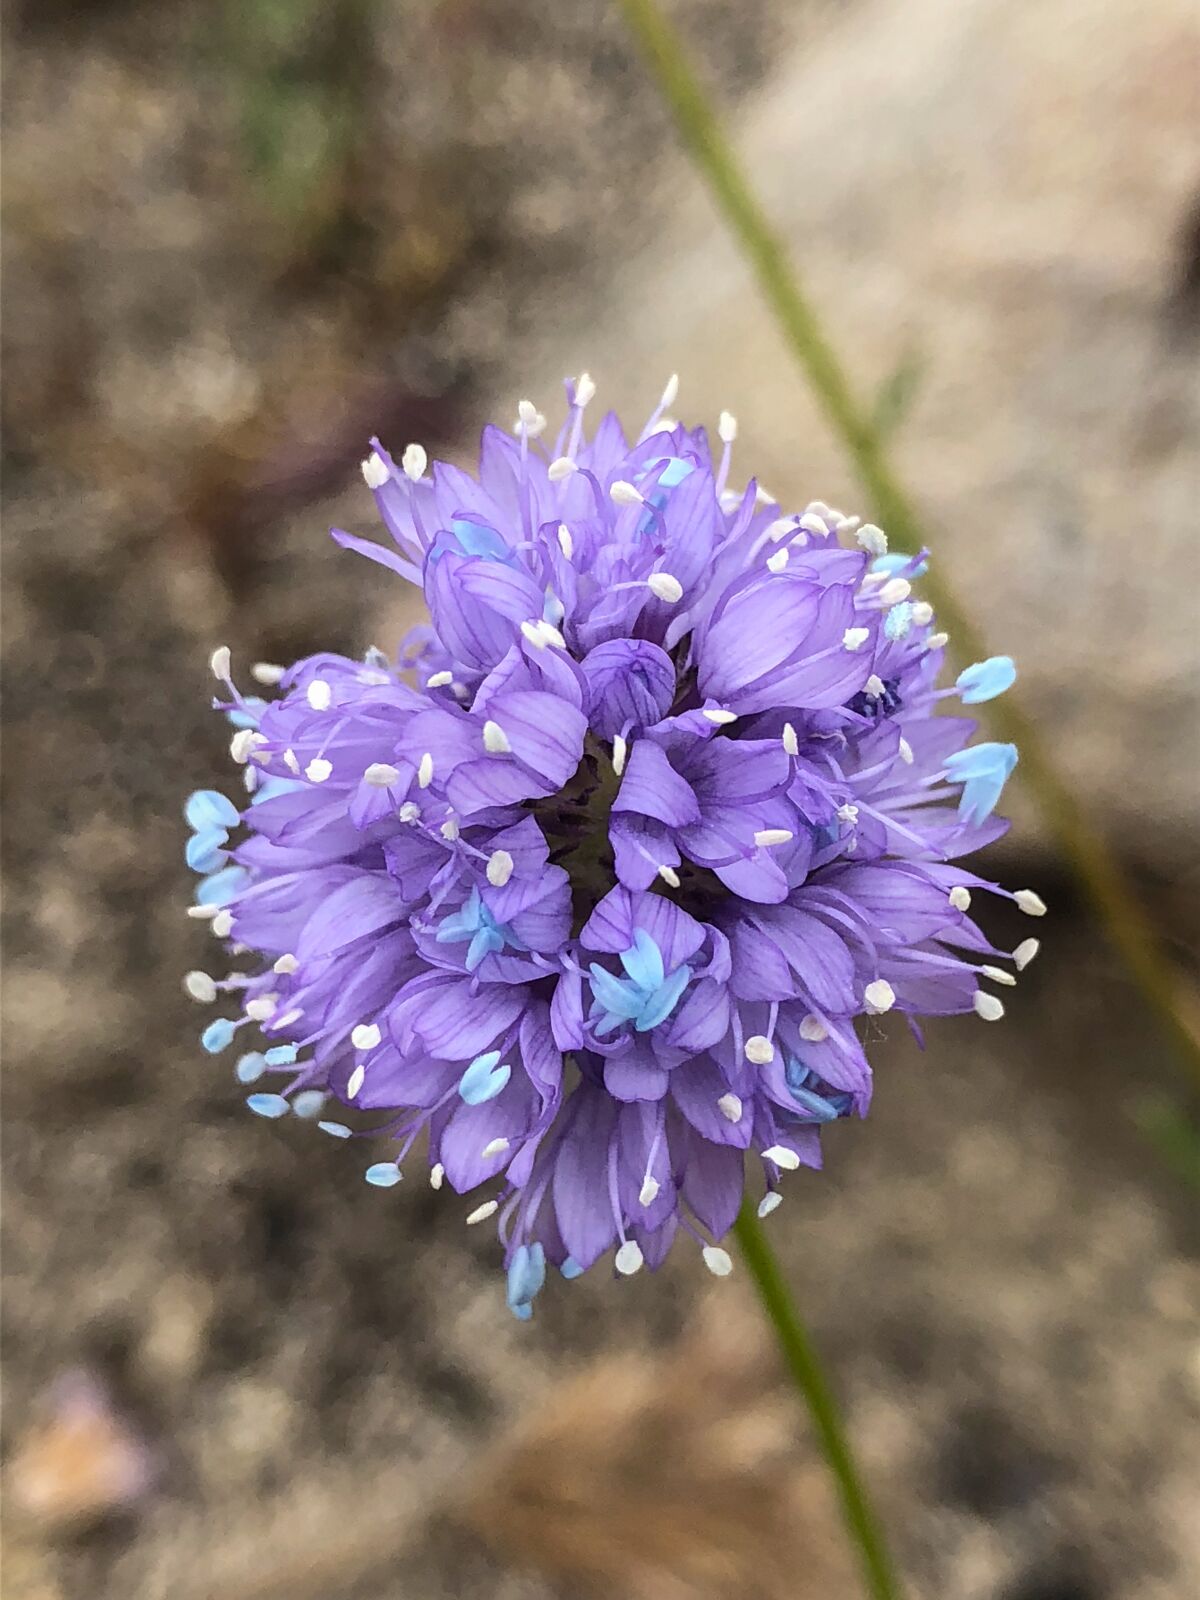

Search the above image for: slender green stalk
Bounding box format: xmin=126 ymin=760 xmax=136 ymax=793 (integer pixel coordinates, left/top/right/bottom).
xmin=616 ymin=0 xmax=1200 ymax=1089
xmin=733 ymin=1200 xmax=902 ymax=1599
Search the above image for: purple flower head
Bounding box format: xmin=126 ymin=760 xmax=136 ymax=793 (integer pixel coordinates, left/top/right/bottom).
xmin=185 ymin=377 xmax=1044 ymax=1314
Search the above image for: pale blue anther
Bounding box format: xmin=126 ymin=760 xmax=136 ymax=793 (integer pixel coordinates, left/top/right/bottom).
xmin=226 ymin=697 xmax=266 ymax=731
xmin=236 ymin=1052 xmax=266 ymax=1084
xmin=636 ymin=456 xmax=695 ymax=534
xmin=201 ymin=1018 xmax=237 ymax=1054
xmin=318 ymin=1120 xmax=352 ymax=1138
xmin=458 ymin=1050 xmax=512 ymax=1105
xmin=943 ymin=742 xmax=1019 ymax=827
xmin=364 ymin=1162 xmax=402 ymax=1187
xmin=884 ymin=601 xmax=915 ymax=642
xmin=560 ymin=1257 xmax=584 ymax=1280
xmin=956 ymin=656 xmax=1016 ymax=704
xmin=246 ymin=1093 xmax=290 ymax=1118
xmin=506 ymin=1242 xmax=547 ymax=1321
xmin=429 ymin=517 xmax=517 ymax=566
xmin=589 ymin=929 xmax=691 ymax=1036
xmin=784 ymin=1059 xmax=847 ymax=1122
xmin=195 ymin=865 xmax=248 ymax=907
xmin=872 ymin=551 xmax=929 ymax=578
xmin=436 ymin=888 xmax=522 ymax=973
xmin=263 ymin=1044 xmax=298 ymax=1067
xmin=291 ymin=1090 xmax=327 ymax=1119
xmin=186 ymin=828 xmax=230 ymax=874
xmin=185 ymin=790 xmax=240 ymax=832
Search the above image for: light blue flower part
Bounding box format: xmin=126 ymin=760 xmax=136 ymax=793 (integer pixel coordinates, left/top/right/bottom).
xmin=459 ymin=1050 xmax=512 ymax=1105
xmin=943 ymin=742 xmax=1019 ymax=827
xmin=589 ymin=929 xmax=691 ymax=1035
xmin=956 ymin=656 xmax=1016 ymax=704
xmin=506 ymin=1243 xmax=547 ymax=1321
xmin=195 ymin=865 xmax=249 ymax=907
xmin=784 ymin=1059 xmax=851 ymax=1122
xmin=246 ymin=1093 xmax=290 ymax=1118
xmin=884 ymin=601 xmax=914 ymax=642
xmin=291 ymin=1090 xmax=327 ymax=1119
xmin=560 ymin=1257 xmax=584 ymax=1280
xmin=872 ymin=551 xmax=929 ymax=578
xmin=186 ymin=828 xmax=230 ymax=873
xmin=263 ymin=1044 xmax=298 ymax=1066
xmin=365 ymin=1162 xmax=402 ymax=1187
xmin=226 ymin=697 xmax=266 ymax=731
xmin=318 ymin=1120 xmax=353 ymax=1138
xmin=436 ymin=888 xmax=522 ymax=972
xmin=236 ymin=1051 xmax=266 ymax=1084
xmin=185 ymin=790 xmax=240 ymax=832
xmin=201 ymin=1018 xmax=237 ymax=1054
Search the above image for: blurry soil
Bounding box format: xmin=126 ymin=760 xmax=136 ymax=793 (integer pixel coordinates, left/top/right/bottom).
xmin=3 ymin=3 xmax=1199 ymax=1599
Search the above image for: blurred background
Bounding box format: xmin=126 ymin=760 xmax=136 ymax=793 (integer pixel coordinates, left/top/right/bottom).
xmin=3 ymin=1 xmax=1198 ymax=1597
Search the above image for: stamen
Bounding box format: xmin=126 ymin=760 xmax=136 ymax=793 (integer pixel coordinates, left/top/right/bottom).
xmin=799 ymin=1015 xmax=828 ymax=1042
xmin=211 ymin=910 xmax=234 ymax=939
xmin=754 ymin=829 xmax=792 ymax=848
xmin=717 ymin=1093 xmax=743 ymax=1122
xmin=230 ymin=729 xmax=263 ymax=764
xmin=574 ymin=372 xmax=596 ymax=407
xmin=763 ymin=1145 xmax=800 ymax=1170
xmin=306 ymin=679 xmax=332 ymax=711
xmin=273 ymin=953 xmax=299 ymax=974
xmin=516 ymin=400 xmax=545 ymax=438
xmin=245 ymin=996 xmax=277 ymax=1022
xmin=911 ymin=601 xmax=934 ymax=626
xmin=768 ymin=517 xmax=799 ymax=542
xmin=657 ymin=865 xmax=681 ymax=888
xmin=639 ymin=1175 xmax=660 ymax=1207
xmin=744 ymin=1035 xmax=775 ymax=1065
xmin=306 ymin=757 xmax=333 ymax=783
xmin=798 ymin=512 xmax=829 ymax=537
xmin=361 ymin=453 xmax=390 ymax=489
xmin=973 ymin=991 xmax=1005 ymax=1021
xmin=210 ymin=646 xmax=232 ymax=682
xmin=318 ymin=1120 xmax=351 ymax=1138
xmin=864 ymin=674 xmax=886 ymax=698
xmin=426 ymin=671 xmax=453 ymax=689
xmin=757 ymin=1191 xmax=783 ymax=1218
xmin=557 ymin=523 xmax=574 ymax=558
xmin=252 ymin=662 xmax=286 ymax=685
xmin=487 ymin=850 xmax=514 ymax=887
xmin=548 ymin=456 xmax=577 ymax=481
xmin=430 ymin=1163 xmax=445 ymax=1190
xmin=647 ymin=572 xmax=683 ymax=603
xmin=184 ymin=970 xmax=217 ymax=1004
xmin=926 ymin=631 xmax=949 ymax=651
xmin=980 ymin=964 xmax=1017 ymax=986
xmin=702 ymin=1245 xmax=733 ymax=1276
xmin=417 ymin=752 xmax=434 ymax=787
xmin=401 ymin=443 xmax=427 ymax=480
xmin=482 ymin=721 xmax=510 ymax=755
xmin=842 ymin=627 xmax=870 ymax=652
xmin=347 ymin=1064 xmax=366 ymax=1098
xmin=364 ymin=763 xmax=400 ymax=787
xmin=718 ymin=410 xmax=738 ymax=443
xmin=1013 ymin=938 xmax=1040 ymax=971
xmin=188 ymin=904 xmax=219 ymax=921
xmin=614 ymin=1240 xmax=643 ymax=1275
xmin=1014 ymin=889 xmax=1047 ymax=917
xmin=864 ymin=978 xmax=896 ymax=1014
xmin=782 ymin=723 xmax=799 ymax=757
xmin=766 ymin=548 xmax=789 ymax=572
xmin=283 ymin=748 xmax=301 ymax=774
xmin=399 ymin=802 xmax=421 ymax=823
xmin=702 ymin=708 xmax=737 ymax=725
xmin=440 ymin=818 xmax=460 ymax=841
xmin=948 ymin=886 xmax=972 ymax=911
xmin=466 ymin=1200 xmax=499 ymax=1225
xmin=878 ymin=577 xmax=911 ymax=607
xmin=609 ymin=480 xmax=644 ymax=506
xmin=898 ymin=737 xmax=915 ymax=764
xmin=612 ymin=734 xmax=627 ymax=776
xmin=856 ymin=523 xmax=888 ymax=557
xmin=482 ymin=1137 xmax=510 ymax=1158
xmin=351 ymin=1023 xmax=381 ymax=1051
xmin=836 ymin=804 xmax=859 ymax=825
xmin=660 ymin=373 xmax=680 ymax=408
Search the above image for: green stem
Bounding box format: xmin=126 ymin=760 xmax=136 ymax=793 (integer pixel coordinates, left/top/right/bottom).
xmin=616 ymin=0 xmax=1200 ymax=1090
xmin=733 ymin=1200 xmax=903 ymax=1599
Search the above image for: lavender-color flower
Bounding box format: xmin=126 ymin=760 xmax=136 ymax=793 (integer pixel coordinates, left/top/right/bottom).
xmin=185 ymin=376 xmax=1042 ymax=1314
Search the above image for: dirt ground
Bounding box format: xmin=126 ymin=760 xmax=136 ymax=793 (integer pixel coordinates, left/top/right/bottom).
xmin=3 ymin=3 xmax=1199 ymax=1598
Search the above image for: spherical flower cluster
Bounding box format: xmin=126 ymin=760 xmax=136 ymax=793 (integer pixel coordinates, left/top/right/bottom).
xmin=184 ymin=376 xmax=1044 ymax=1316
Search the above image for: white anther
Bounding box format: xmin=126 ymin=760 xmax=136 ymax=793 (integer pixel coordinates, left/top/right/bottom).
xmin=516 ymin=399 xmax=545 ymax=436
xmin=835 ymin=514 xmax=862 ymax=535
xmin=273 ymin=953 xmax=299 ymax=975
xmin=425 ymin=671 xmax=453 ymax=689
xmin=209 ymin=909 xmax=234 ymax=939
xmin=782 ymin=723 xmax=799 ymax=757
xmin=556 ymin=523 xmax=574 ymax=558
xmin=864 ymin=978 xmax=896 ymax=1014
xmin=757 ymin=1191 xmax=783 ymax=1218
xmin=647 ymin=572 xmax=683 ymax=603
xmin=188 ymin=903 xmax=219 ymax=921
xmin=245 ymin=995 xmax=277 ymax=1022
xmin=703 ymin=708 xmax=737 ymax=725
xmin=766 ymin=547 xmax=789 ymax=573
xmin=440 ymin=819 xmax=460 ymax=842
xmin=763 ymin=1145 xmax=800 ymax=1171
xmin=252 ymin=662 xmax=286 ymax=685
xmin=842 ymin=627 xmax=870 ymax=652
xmin=612 ymin=734 xmax=627 ymax=777
xmin=1013 ymin=937 xmax=1040 ymax=971
xmin=346 ymin=1065 xmax=365 ymax=1100
xmin=229 ymin=728 xmax=264 ymax=764
xmin=898 ymin=737 xmax=915 ymax=765
xmin=615 ymin=1240 xmax=644 ymax=1275
xmin=487 ymin=850 xmax=514 ymax=887
xmin=306 ymin=678 xmax=332 ymax=712
xmin=744 ymin=1035 xmax=775 ymax=1065
xmin=210 ymin=645 xmax=232 ymax=681
xmin=364 ymin=763 xmax=400 ymax=788
xmin=717 ymin=1092 xmax=743 ymax=1123
xmin=949 ymin=886 xmax=972 ymax=912
xmin=980 ymin=965 xmax=1017 ymax=987
xmin=361 ymin=452 xmax=390 ymax=489
xmin=879 ymin=577 xmax=912 ymax=607
xmin=756 ymin=485 xmax=778 ymax=506
xmin=799 ymin=1015 xmax=828 ymax=1042
xmin=482 ymin=720 xmax=510 ymax=755
xmin=547 ymin=456 xmax=578 ymax=482
xmin=718 ymin=410 xmax=738 ymax=443
xmin=466 ymin=1200 xmax=499 ymax=1225
xmin=911 ymin=601 xmax=934 ymax=627
xmin=754 ymin=829 xmax=792 ymax=848
xmin=1015 ymin=889 xmax=1047 ymax=917
xmin=865 ymin=674 xmax=886 ymax=699
xmin=768 ymin=517 xmax=798 ymax=542
xmin=352 ymin=1023 xmax=382 ymax=1051
xmin=400 ymin=442 xmax=426 ymax=481
xmin=399 ymin=802 xmax=421 ymax=823
xmin=856 ymin=523 xmax=888 ymax=557
xmin=482 ymin=1137 xmax=510 ymax=1158
xmin=430 ymin=1162 xmax=444 ymax=1190
xmin=702 ymin=1245 xmax=733 ymax=1276
xmin=306 ymin=757 xmax=333 ymax=784
xmin=657 ymin=865 xmax=681 ymax=889
xmin=837 ymin=804 xmax=859 ymax=825
xmin=660 ymin=373 xmax=680 ymax=409
xmin=417 ymin=752 xmax=434 ymax=788
xmin=974 ymin=991 xmax=1005 ymax=1022
xmin=272 ymin=1007 xmax=303 ymax=1030
xmin=926 ymin=632 xmax=949 ymax=651
xmin=184 ymin=970 xmax=217 ymax=1003
xmin=574 ymin=372 xmax=596 ymax=407
xmin=610 ymin=479 xmax=644 ymax=506
xmin=798 ymin=512 xmax=829 ymax=537
xmin=521 ymin=618 xmax=566 ymax=651
xmin=639 ymin=1175 xmax=660 ymax=1207
xmin=283 ymin=748 xmax=301 ymax=774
